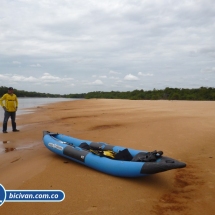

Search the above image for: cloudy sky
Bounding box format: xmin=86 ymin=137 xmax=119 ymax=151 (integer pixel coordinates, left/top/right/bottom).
xmin=1 ymin=0 xmax=215 ymax=94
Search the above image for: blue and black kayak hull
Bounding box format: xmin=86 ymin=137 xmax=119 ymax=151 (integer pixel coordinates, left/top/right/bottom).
xmin=43 ymin=131 xmax=186 ymax=178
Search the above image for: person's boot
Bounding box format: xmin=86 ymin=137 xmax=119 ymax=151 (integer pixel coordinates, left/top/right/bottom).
xmin=13 ymin=129 xmax=19 ymax=132
xmin=12 ymin=121 xmax=19 ymax=132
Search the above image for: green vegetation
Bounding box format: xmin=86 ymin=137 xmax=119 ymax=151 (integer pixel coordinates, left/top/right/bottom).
xmin=1 ymin=86 xmax=215 ymax=101
xmin=0 ymin=86 xmax=62 ymax=98
xmin=84 ymin=87 xmax=215 ymax=100
xmin=63 ymin=93 xmax=86 ymax=98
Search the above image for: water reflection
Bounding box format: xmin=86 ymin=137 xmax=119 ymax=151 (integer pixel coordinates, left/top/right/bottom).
xmin=0 ymin=140 xmax=36 ymax=154
xmin=4 ymin=147 xmax=16 ymax=152
xmin=2 ymin=140 xmax=10 ymax=144
xmin=0 ymin=140 xmax=15 ymax=153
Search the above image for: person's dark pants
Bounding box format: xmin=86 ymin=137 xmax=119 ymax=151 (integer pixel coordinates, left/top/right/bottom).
xmin=2 ymin=111 xmax=16 ymax=132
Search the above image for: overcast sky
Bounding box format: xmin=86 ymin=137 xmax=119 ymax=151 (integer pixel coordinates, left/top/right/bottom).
xmin=1 ymin=0 xmax=215 ymax=94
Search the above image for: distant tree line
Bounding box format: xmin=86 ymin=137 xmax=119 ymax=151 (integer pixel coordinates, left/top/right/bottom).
xmin=63 ymin=93 xmax=86 ymax=98
xmin=83 ymin=87 xmax=215 ymax=101
xmin=1 ymin=86 xmax=215 ymax=100
xmin=0 ymin=86 xmax=62 ymax=98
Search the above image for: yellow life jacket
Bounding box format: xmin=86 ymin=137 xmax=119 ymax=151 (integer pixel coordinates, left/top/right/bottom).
xmin=103 ymin=150 xmax=116 ymax=158
xmin=0 ymin=93 xmax=18 ymax=112
xmin=90 ymin=149 xmax=116 ymax=158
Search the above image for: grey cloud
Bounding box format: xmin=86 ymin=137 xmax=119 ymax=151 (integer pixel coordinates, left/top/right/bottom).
xmin=124 ymin=74 xmax=139 ymax=81
xmin=30 ymin=63 xmax=41 ymax=67
xmin=201 ymin=67 xmax=215 ymax=73
xmin=0 ymin=0 xmax=214 ymax=94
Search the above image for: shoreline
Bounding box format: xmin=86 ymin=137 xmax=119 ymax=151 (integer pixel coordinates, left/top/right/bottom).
xmin=0 ymin=97 xmax=78 ymax=122
xmin=0 ymin=99 xmax=214 ymax=215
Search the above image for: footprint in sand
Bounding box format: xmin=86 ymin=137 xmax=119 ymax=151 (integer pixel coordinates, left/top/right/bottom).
xmin=85 ymin=206 xmax=97 ymax=212
xmin=11 ymin=157 xmax=21 ymax=163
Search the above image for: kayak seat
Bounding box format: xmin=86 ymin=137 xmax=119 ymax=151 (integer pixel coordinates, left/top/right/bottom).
xmin=115 ymin=149 xmax=133 ymax=161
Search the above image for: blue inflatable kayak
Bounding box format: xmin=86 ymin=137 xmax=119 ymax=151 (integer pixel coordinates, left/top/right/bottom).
xmin=43 ymin=131 xmax=186 ymax=177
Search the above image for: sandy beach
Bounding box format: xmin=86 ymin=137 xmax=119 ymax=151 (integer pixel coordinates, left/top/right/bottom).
xmin=0 ymin=99 xmax=215 ymax=215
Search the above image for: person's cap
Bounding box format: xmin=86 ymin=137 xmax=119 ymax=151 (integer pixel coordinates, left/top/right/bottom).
xmin=8 ymin=87 xmax=13 ymax=90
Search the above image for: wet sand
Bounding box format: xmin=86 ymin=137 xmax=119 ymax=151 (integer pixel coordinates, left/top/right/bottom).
xmin=0 ymin=99 xmax=215 ymax=215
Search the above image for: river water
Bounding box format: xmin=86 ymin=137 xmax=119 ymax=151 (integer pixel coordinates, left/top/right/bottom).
xmin=0 ymin=97 xmax=79 ymax=122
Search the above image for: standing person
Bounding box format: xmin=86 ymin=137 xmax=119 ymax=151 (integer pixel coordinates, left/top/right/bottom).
xmin=0 ymin=87 xmax=19 ymax=133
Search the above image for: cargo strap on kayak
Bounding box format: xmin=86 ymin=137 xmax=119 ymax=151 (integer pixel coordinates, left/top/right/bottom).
xmin=79 ymin=142 xmax=163 ymax=162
